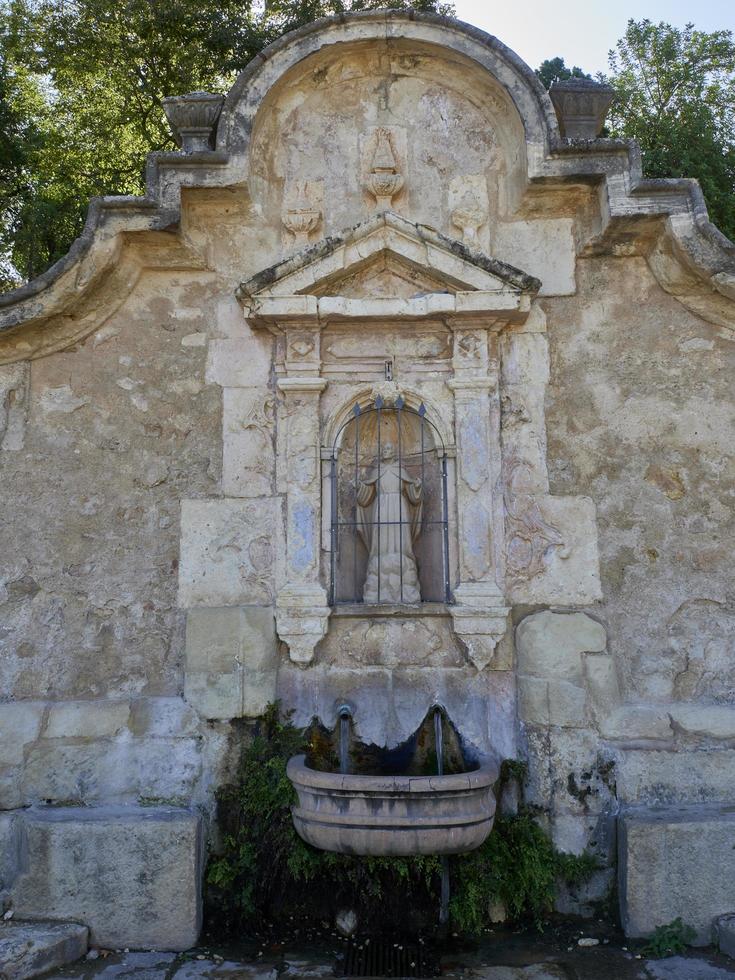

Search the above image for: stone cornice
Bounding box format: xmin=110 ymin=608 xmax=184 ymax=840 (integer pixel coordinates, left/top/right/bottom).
xmin=0 ymin=10 xmax=733 ymax=364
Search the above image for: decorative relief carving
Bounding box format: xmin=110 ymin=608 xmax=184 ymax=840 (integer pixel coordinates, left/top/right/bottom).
xmin=503 ymin=455 xmax=569 ymax=584
xmin=283 ymin=180 xmax=323 ymax=248
xmin=448 ymin=175 xmax=490 ymax=250
xmin=451 ymin=191 xmax=487 ymax=247
xmin=365 ymin=128 xmax=404 ymax=209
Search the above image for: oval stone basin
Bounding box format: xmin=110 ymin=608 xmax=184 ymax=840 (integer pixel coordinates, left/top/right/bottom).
xmin=287 ymin=754 xmax=499 ymax=856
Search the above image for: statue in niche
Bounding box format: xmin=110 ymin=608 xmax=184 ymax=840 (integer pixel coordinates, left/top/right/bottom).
xmin=356 ymin=441 xmax=423 ymax=603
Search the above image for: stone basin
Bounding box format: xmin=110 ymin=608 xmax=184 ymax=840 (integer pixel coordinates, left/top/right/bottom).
xmin=287 ymin=754 xmax=499 ymax=856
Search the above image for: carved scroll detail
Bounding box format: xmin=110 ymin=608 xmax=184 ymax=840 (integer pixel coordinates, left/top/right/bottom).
xmin=503 ymin=454 xmax=569 ymax=584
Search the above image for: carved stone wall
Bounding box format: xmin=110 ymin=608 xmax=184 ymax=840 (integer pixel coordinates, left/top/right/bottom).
xmin=0 ymin=12 xmax=734 ymax=936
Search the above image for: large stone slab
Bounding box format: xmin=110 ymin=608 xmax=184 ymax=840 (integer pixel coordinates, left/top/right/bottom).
xmin=178 ymin=499 xmax=279 ymax=607
xmin=10 ymin=807 xmax=202 ymax=950
xmin=0 ymin=920 xmax=88 ymax=980
xmin=619 ymin=804 xmax=735 ymax=945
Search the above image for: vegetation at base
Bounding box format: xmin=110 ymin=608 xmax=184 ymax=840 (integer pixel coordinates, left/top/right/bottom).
xmin=206 ymin=703 xmax=597 ymax=936
xmin=641 ymin=918 xmax=696 ymax=958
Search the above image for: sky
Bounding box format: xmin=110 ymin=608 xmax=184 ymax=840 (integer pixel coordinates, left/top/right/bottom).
xmin=451 ymin=0 xmax=735 ymax=76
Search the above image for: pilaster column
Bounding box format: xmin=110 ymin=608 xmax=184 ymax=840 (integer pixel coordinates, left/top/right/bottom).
xmin=447 ymin=320 xmax=509 ymax=670
xmin=275 ymin=321 xmax=330 ymax=665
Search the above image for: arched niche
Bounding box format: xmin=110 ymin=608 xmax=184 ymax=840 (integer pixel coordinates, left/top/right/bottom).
xmin=328 ymin=394 xmax=450 ymax=606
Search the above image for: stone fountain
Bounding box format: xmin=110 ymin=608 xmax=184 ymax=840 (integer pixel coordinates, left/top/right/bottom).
xmin=288 ymin=708 xmax=499 ymax=857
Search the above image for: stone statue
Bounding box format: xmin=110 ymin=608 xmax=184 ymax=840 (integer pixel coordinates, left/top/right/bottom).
xmin=356 ymin=441 xmax=423 ymax=602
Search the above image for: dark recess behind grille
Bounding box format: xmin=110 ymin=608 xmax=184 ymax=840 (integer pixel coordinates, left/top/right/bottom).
xmin=338 ymin=938 xmax=440 ymax=978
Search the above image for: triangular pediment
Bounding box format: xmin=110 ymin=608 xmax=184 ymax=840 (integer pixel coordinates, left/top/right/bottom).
xmin=238 ymin=212 xmax=540 ymax=302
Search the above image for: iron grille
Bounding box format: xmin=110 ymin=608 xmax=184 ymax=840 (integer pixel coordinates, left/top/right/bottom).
xmin=329 ymin=396 xmax=451 ymax=605
xmin=338 ymin=938 xmax=440 ymax=978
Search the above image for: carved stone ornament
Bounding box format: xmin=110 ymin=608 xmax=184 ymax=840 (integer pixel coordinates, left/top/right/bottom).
xmin=283 ymin=183 xmax=322 ymax=246
xmin=370 ymin=380 xmax=403 ymax=406
xmin=366 ymin=129 xmax=404 ymax=208
xmin=549 ymin=78 xmax=615 ymax=139
xmin=451 ymin=191 xmax=487 ymax=247
xmin=161 ymin=91 xmax=225 ymax=152
xmin=504 ymin=455 xmax=569 ymax=584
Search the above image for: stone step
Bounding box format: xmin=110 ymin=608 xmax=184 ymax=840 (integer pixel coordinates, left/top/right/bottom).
xmin=0 ymin=920 xmax=88 ymax=980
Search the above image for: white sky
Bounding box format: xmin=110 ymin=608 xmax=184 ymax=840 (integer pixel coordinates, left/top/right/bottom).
xmin=451 ymin=0 xmax=735 ymax=75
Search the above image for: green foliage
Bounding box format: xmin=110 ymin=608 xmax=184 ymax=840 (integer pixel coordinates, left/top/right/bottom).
xmin=206 ymin=706 xmax=597 ymax=936
xmin=641 ymin=917 xmax=696 ymax=958
xmin=0 ymin=0 xmax=453 ymax=285
xmin=535 ymin=57 xmax=590 ymax=90
xmin=449 ymin=813 xmax=598 ymax=933
xmin=604 ymin=19 xmax=735 ymax=241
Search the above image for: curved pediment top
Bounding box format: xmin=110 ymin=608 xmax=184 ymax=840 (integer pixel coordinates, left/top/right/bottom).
xmin=237 ymin=211 xmax=541 ymax=302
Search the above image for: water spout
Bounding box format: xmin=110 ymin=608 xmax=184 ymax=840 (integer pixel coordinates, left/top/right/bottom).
xmin=338 ymin=705 xmax=352 ymax=775
xmin=435 ymin=705 xmax=450 ymax=925
xmin=434 ymin=705 xmax=444 ymax=777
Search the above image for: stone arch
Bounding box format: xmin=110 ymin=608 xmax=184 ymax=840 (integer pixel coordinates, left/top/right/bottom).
xmin=322 ymin=383 xmax=452 ymax=453
xmin=218 ymin=11 xmax=556 ymax=161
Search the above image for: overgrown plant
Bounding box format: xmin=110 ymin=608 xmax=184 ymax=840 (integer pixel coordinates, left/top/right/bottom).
xmin=206 ymin=703 xmax=597 ymax=936
xmin=642 ymin=918 xmax=696 ymax=958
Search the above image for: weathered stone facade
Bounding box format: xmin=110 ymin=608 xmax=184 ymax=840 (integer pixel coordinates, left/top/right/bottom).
xmin=0 ymin=10 xmax=734 ymax=949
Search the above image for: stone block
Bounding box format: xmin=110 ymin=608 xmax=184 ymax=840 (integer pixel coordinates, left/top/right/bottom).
xmin=11 ymin=806 xmax=202 ymax=950
xmin=599 ymin=706 xmax=672 ymax=741
xmin=205 ymin=336 xmax=273 ymax=387
xmin=0 ymin=920 xmax=88 ymax=979
xmin=508 ymin=496 xmax=602 ymax=605
xmin=222 ymin=387 xmax=275 ymax=497
xmin=0 ymin=704 xmax=45 ymax=768
xmin=669 ymin=704 xmax=735 ymax=740
xmin=20 ymin=738 xmax=201 ymax=805
xmin=616 ymin=749 xmax=735 ymax=805
xmin=516 ymin=611 xmax=606 ymax=683
xmin=619 ymin=804 xmax=735 ymax=944
xmin=178 ymin=499 xmax=278 ymax=607
xmin=185 ymin=606 xmax=278 ymax=720
xmin=44 ymin=700 xmax=130 ymax=739
xmin=714 ymin=913 xmax=735 ymax=959
xmin=127 ymin=698 xmax=200 ymax=738
xmin=584 ymin=653 xmax=622 ymax=714
xmin=518 ymin=676 xmax=588 ymax=728
xmin=494 ymin=218 xmax=576 ymax=296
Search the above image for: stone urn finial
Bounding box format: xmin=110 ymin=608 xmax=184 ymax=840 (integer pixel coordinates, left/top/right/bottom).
xmin=451 ymin=191 xmax=487 ymax=247
xmin=549 ymin=78 xmax=615 ymax=139
xmin=283 ymin=182 xmax=322 ymax=247
xmin=162 ymin=91 xmax=225 ymax=152
xmin=366 ymin=129 xmax=404 ymax=208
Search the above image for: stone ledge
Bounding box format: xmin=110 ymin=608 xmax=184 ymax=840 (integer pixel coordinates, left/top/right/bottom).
xmin=714 ymin=913 xmax=735 ymax=960
xmin=619 ymin=804 xmax=735 ymax=945
xmin=0 ymin=920 xmax=88 ymax=980
xmin=10 ymin=806 xmax=202 ymax=951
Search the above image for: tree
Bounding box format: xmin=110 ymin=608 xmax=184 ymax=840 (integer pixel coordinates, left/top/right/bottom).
xmin=604 ymin=19 xmax=735 ymax=241
xmin=0 ymin=0 xmax=454 ymax=286
xmin=535 ymin=56 xmax=590 ymax=90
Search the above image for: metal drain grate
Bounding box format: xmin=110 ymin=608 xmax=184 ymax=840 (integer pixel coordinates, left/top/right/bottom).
xmin=338 ymin=938 xmax=439 ymax=978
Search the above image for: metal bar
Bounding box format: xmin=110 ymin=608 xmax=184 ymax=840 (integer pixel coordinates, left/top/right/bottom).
xmin=354 ymin=409 xmax=359 ymax=603
xmin=330 ymin=451 xmax=337 ymax=604
xmin=376 ymin=398 xmax=381 ymax=603
xmin=442 ymin=453 xmax=451 ymax=603
xmin=397 ymin=399 xmax=403 ymax=602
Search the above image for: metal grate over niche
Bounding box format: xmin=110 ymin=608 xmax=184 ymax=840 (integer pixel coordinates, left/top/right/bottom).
xmin=338 ymin=938 xmax=441 ymax=978
xmin=329 ymin=396 xmax=451 ymax=606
